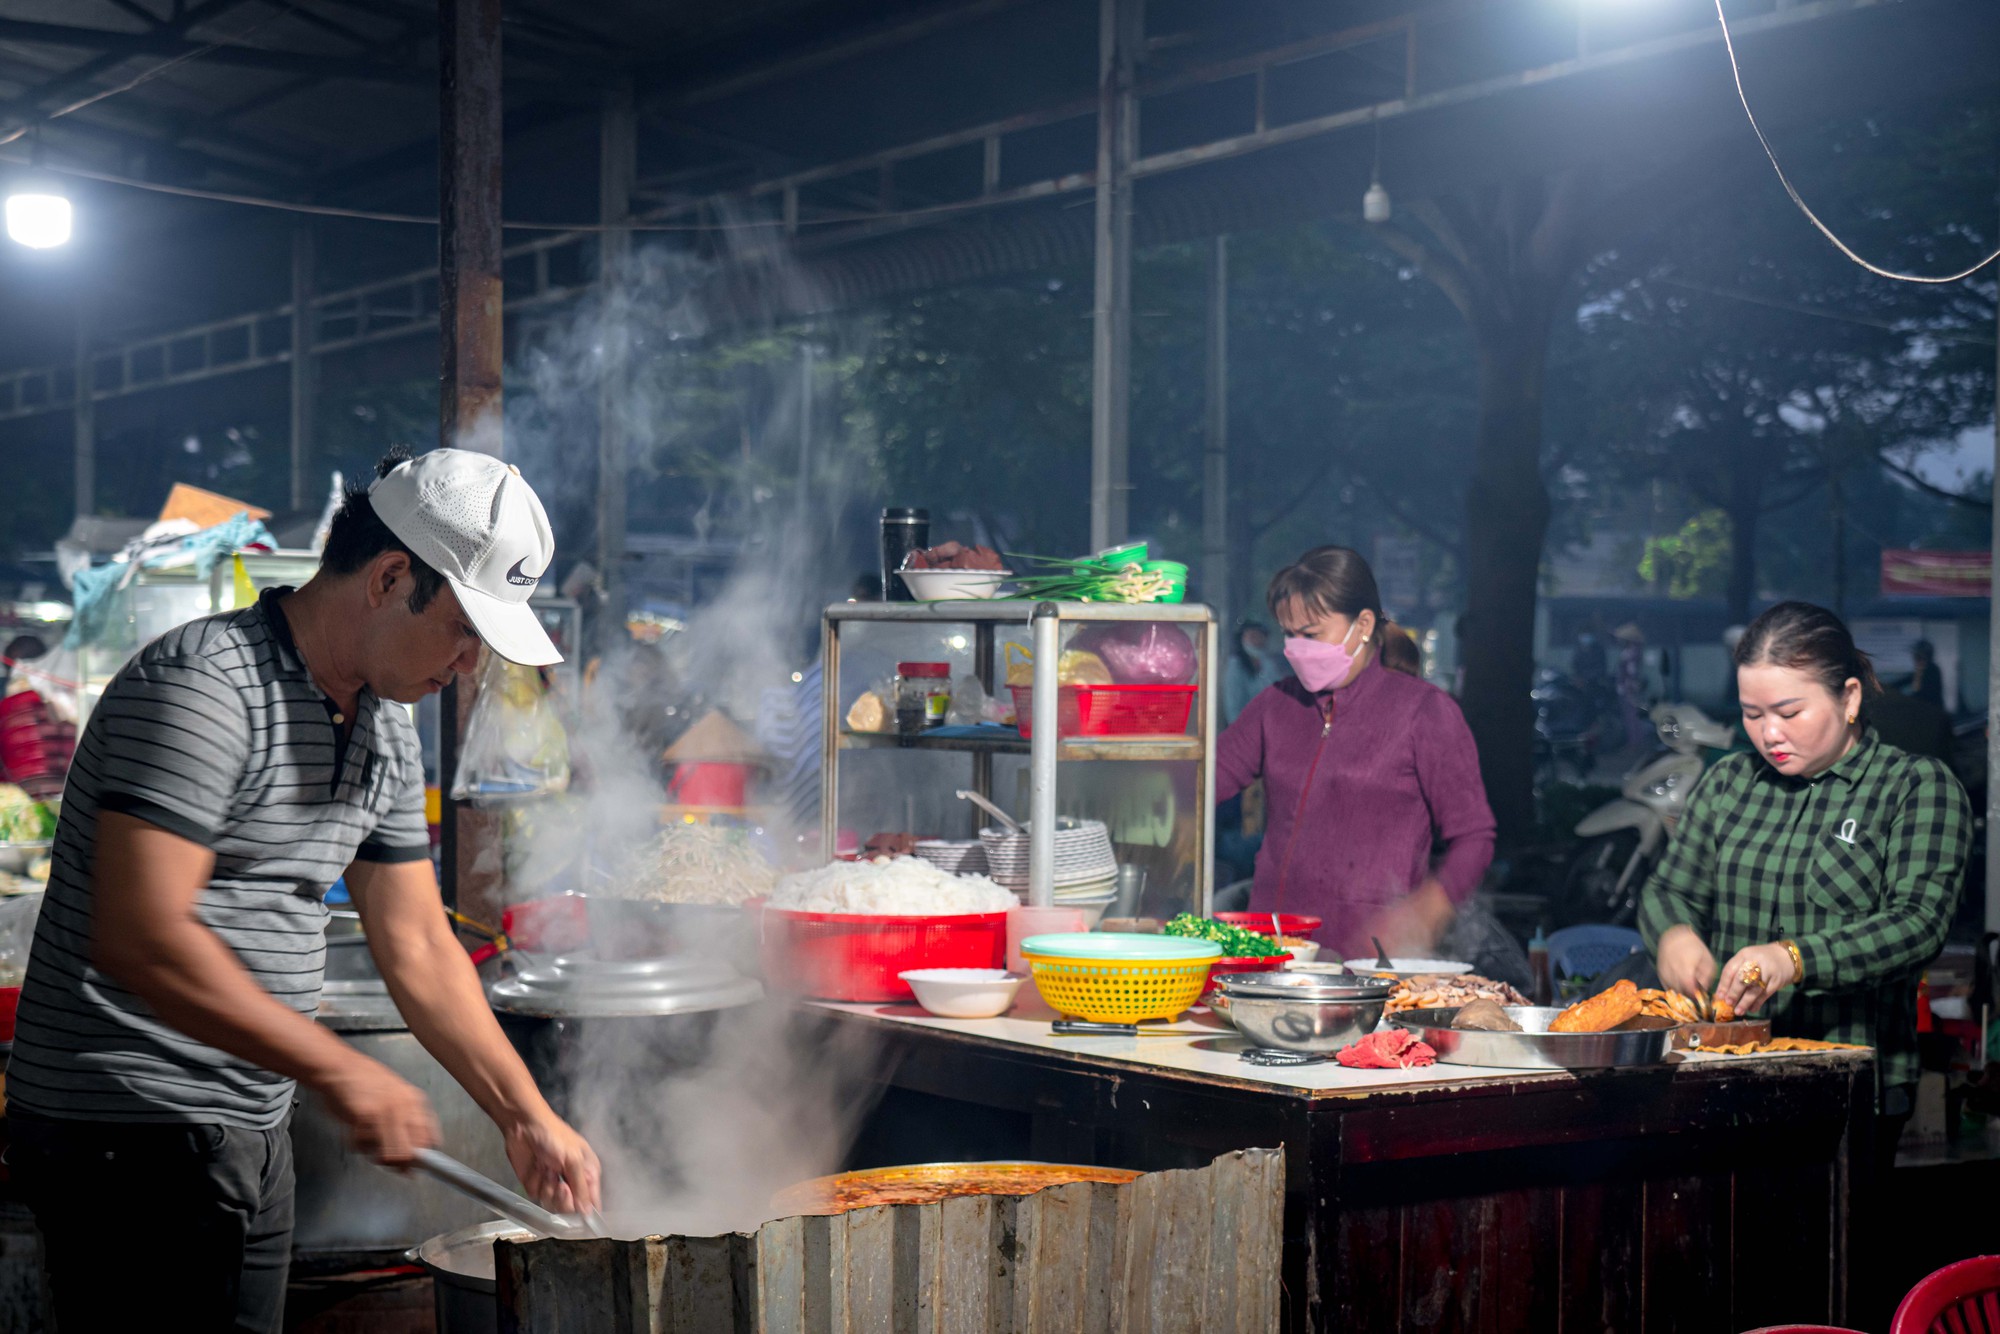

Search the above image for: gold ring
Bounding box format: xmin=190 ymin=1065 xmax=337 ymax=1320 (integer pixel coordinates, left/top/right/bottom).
xmin=1740 ymin=962 xmax=1764 ymax=990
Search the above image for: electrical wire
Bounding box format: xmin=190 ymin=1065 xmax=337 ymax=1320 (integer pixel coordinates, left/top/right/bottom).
xmin=0 ymin=8 xmax=1009 ymax=235
xmin=0 ymin=145 xmax=1017 ymax=234
xmin=1714 ymin=0 xmax=2000 ymax=284
xmin=0 ymin=6 xmax=291 ymax=150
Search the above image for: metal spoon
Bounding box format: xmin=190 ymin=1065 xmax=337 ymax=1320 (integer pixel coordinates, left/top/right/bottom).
xmin=1372 ymin=936 xmax=1395 ymax=971
xmin=408 ymin=1148 xmax=598 ymax=1241
xmin=956 ymin=789 xmax=1023 ymax=833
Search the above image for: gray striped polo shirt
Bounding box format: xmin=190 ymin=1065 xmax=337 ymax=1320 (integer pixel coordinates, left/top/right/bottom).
xmin=9 ymin=588 xmax=430 ymax=1128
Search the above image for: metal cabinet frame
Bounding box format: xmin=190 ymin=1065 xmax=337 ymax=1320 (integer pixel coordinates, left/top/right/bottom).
xmin=820 ymin=599 xmax=1217 ymax=911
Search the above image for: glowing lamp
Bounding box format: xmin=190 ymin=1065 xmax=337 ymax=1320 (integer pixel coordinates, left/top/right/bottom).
xmin=1362 ymin=178 xmax=1391 ymax=225
xmin=5 ymin=192 xmax=72 ymax=248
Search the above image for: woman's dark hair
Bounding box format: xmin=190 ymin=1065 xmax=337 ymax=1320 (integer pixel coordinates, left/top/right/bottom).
xmin=1379 ymin=624 xmax=1421 ymax=677
xmin=319 ymin=446 xmax=448 ymax=612
xmin=1267 ymin=546 xmax=1384 ymax=628
xmin=1734 ymin=601 xmax=1881 ymax=712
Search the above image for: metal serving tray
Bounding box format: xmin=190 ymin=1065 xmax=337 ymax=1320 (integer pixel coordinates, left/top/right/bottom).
xmin=1396 ymin=1006 xmax=1676 ymax=1071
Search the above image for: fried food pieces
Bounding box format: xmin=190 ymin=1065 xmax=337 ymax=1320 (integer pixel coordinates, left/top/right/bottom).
xmin=1635 ymin=988 xmax=1736 ymax=1024
xmin=1637 ymin=989 xmax=1699 ymax=1023
xmin=1703 ymin=1037 xmax=1867 ymax=1056
xmin=1550 ymin=979 xmax=1643 ymax=1033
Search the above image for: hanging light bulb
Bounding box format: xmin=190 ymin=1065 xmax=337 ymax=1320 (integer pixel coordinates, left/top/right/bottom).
xmin=6 ymin=190 xmax=72 ymax=248
xmin=1363 ymin=174 xmax=1391 ymax=224
xmin=1362 ymin=113 xmax=1391 ymax=224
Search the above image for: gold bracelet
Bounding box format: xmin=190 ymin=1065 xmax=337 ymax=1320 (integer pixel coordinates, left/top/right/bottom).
xmin=1780 ymin=939 xmax=1805 ymax=988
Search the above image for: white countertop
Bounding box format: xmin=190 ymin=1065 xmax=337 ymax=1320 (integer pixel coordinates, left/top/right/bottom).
xmin=813 ymin=999 xmax=1866 ymax=1096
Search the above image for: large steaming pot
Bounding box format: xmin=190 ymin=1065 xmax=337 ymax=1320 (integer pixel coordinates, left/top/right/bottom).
xmin=409 ymin=1220 xmax=529 ymax=1334
xmin=486 ymin=952 xmax=762 ymax=1121
xmin=291 ymin=980 xmax=515 ymax=1263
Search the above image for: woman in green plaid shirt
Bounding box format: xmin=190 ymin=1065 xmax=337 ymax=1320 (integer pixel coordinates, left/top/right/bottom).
xmin=1639 ymin=602 xmax=1972 ymax=1135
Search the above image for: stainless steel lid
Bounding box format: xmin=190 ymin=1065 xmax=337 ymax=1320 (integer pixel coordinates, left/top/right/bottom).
xmin=1215 ymin=970 xmax=1395 ymax=1001
xmin=488 ymin=954 xmax=763 ymax=1018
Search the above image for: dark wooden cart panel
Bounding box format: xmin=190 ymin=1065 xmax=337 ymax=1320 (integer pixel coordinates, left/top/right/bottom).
xmin=826 ymin=1011 xmax=1872 ymax=1333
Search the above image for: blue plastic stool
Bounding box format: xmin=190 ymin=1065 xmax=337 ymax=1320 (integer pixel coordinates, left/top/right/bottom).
xmin=1545 ymin=924 xmax=1643 ymax=983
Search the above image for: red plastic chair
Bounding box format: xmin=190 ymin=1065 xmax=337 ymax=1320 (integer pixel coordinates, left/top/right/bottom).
xmin=1891 ymin=1257 xmax=2000 ymax=1334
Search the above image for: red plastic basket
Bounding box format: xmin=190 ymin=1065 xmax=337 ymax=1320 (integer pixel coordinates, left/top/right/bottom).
xmin=1009 ymin=683 xmax=1197 ymax=739
xmin=756 ymin=905 xmax=1008 ymax=1002
xmin=1215 ymin=912 xmax=1324 ymax=941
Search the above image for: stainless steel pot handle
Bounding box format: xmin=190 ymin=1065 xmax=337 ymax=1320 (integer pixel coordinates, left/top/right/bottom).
xmin=407 ymin=1147 xmax=597 ymax=1240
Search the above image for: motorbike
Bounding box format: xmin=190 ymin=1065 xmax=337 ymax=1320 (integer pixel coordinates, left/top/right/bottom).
xmin=1531 ymin=668 xmax=1609 ymax=788
xmin=1554 ymin=701 xmax=1736 ymax=925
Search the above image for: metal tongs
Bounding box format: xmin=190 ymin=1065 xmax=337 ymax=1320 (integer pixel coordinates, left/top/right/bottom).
xmin=1051 ymin=1019 xmax=1184 ymax=1037
xmin=409 ymin=1147 xmax=603 ymax=1240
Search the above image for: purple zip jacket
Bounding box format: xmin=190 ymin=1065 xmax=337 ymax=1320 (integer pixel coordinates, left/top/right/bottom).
xmin=1216 ymin=657 xmax=1496 ymax=956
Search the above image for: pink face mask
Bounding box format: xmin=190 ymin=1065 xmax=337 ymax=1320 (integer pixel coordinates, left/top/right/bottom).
xmin=1284 ymin=621 xmax=1365 ymax=693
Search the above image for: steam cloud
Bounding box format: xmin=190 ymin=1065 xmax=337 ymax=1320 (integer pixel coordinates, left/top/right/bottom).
xmin=483 ymin=229 xmax=888 ymax=1234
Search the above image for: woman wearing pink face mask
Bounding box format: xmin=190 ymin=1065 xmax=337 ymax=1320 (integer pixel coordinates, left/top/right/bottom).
xmin=1214 ymin=546 xmax=1496 ymax=959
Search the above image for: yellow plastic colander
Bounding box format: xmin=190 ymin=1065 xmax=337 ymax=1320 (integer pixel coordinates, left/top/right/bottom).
xmin=1020 ymin=933 xmax=1222 ymax=1024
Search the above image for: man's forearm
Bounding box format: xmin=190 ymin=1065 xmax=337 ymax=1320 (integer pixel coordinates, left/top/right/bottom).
xmin=373 ymin=925 xmax=551 ymax=1129
xmin=98 ymin=918 xmax=363 ymax=1090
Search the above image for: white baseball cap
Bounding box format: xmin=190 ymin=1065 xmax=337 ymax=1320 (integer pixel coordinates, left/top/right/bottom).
xmin=369 ymin=449 xmax=563 ymax=666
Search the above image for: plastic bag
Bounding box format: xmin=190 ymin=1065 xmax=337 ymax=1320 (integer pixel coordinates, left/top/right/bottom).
xmin=1067 ymin=623 xmax=1197 ymax=684
xmin=450 ymin=654 xmax=572 ymax=802
xmin=1003 ymin=644 xmax=1113 ymax=687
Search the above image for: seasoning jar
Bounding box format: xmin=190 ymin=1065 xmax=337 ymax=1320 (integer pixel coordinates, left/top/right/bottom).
xmin=895 ymin=662 xmax=952 ymax=744
xmin=880 ymin=508 xmax=930 ymax=602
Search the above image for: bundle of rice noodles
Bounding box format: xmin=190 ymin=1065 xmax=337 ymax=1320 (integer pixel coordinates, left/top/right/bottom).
xmin=769 ymin=857 xmax=1016 ymax=916
xmin=600 ymin=825 xmax=779 ymax=906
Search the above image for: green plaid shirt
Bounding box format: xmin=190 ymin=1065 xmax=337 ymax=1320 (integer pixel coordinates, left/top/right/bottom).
xmin=1638 ymin=729 xmax=1972 ymax=1093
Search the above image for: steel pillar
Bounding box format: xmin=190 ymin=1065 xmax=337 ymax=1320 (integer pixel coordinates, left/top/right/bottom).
xmin=1202 ymin=235 xmax=1229 ymax=630
xmin=71 ymin=298 xmax=92 ymax=522
xmin=437 ymin=0 xmax=504 ymax=916
xmin=1089 ymin=0 xmax=1140 ymax=552
xmin=1987 ymin=197 xmax=2000 ymax=934
xmin=438 ymin=0 xmax=505 ymax=450
xmin=289 ymin=222 xmax=317 ymax=512
xmin=596 ymin=79 xmax=636 ymax=647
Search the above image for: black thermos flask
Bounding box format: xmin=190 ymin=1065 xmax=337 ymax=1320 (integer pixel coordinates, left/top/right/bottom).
xmin=880 ymin=508 xmax=930 ymax=601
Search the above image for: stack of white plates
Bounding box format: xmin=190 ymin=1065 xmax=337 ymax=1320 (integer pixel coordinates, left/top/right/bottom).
xmin=979 ymin=819 xmax=1117 ymax=892
xmin=911 ymin=839 xmax=988 ymax=877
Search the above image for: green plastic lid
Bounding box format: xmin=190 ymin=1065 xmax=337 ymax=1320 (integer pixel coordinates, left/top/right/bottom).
xmin=1093 ymin=542 xmax=1149 ymax=568
xmin=1020 ymin=932 xmax=1222 ymax=961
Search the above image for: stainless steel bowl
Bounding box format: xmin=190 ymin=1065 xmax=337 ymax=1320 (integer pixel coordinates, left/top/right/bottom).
xmin=1216 ymin=971 xmax=1395 ymax=1054
xmin=0 ymin=840 xmax=51 ymax=876
xmin=1398 ymin=1006 xmax=1675 ymax=1070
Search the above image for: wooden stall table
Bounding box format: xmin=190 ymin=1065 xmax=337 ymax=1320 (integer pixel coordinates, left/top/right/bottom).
xmin=817 ymin=1003 xmax=1874 ymax=1333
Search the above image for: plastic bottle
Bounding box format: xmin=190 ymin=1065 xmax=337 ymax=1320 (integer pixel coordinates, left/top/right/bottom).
xmin=1528 ymin=927 xmax=1553 ymax=1007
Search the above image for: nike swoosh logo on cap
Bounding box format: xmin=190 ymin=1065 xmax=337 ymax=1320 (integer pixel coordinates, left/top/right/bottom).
xmin=506 ymin=556 xmax=540 ymax=587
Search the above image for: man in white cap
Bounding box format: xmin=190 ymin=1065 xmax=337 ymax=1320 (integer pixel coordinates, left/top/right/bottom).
xmin=9 ymin=447 xmax=599 ymax=1331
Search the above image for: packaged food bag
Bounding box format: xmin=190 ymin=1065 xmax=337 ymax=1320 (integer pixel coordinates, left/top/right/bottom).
xmin=450 ymin=654 xmax=572 ymax=802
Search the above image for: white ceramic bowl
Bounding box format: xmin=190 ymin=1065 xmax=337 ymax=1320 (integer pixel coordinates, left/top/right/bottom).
xmin=898 ymin=568 xmax=1012 ymax=601
xmin=899 ymin=968 xmax=1026 ymax=1018
xmin=1284 ymin=940 xmax=1322 ymax=965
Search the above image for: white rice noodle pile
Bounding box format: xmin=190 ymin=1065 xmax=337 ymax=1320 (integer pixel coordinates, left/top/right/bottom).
xmin=769 ymin=857 xmax=1016 ymax=916
xmin=603 ymin=825 xmax=780 ymax=905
